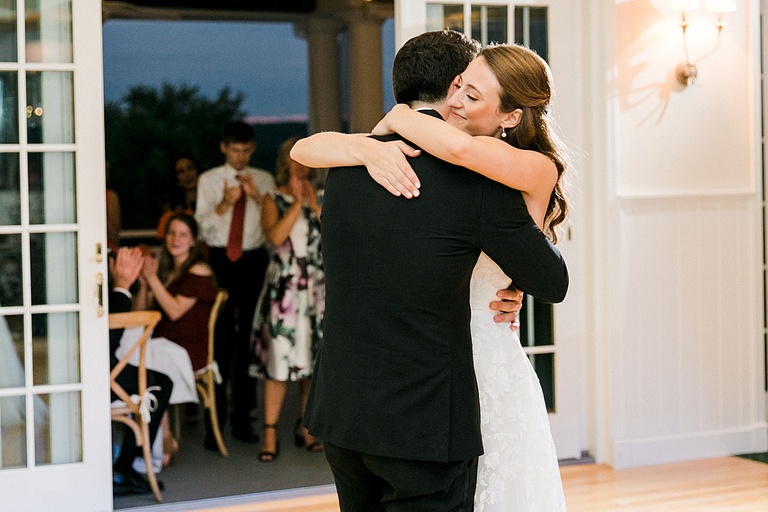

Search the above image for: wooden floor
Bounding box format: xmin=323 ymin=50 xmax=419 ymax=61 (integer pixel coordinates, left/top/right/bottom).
xmin=188 ymin=456 xmax=768 ymax=512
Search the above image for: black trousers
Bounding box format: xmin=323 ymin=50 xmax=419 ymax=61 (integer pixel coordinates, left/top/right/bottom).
xmin=207 ymin=246 xmax=269 ymax=432
xmin=324 ymin=442 xmax=477 ymax=512
xmin=113 ymin=366 xmax=173 ymax=473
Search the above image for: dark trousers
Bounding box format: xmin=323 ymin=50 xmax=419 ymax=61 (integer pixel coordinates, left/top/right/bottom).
xmin=324 ymin=442 xmax=477 ymax=512
xmin=113 ymin=366 xmax=173 ymax=473
xmin=208 ymin=245 xmax=269 ymax=433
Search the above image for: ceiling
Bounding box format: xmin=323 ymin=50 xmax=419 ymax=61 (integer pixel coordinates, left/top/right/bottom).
xmin=102 ymin=1 xmax=394 ymax=22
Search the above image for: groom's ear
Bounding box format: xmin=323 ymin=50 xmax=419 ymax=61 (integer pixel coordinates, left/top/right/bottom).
xmin=502 ymin=108 xmax=523 ymax=129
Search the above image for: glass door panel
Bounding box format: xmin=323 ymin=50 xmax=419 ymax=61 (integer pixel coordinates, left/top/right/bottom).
xmin=26 ymin=71 xmax=75 ymax=144
xmin=28 ymin=152 xmax=77 ymax=225
xmin=471 ymin=5 xmax=507 ymax=45
xmin=426 ymin=3 xmax=464 ymax=32
xmin=0 ymin=72 xmax=19 ymax=143
xmin=0 ymin=0 xmax=17 ymax=62
xmin=25 ymin=0 xmax=73 ymax=64
xmin=514 ymin=6 xmax=548 ymax=61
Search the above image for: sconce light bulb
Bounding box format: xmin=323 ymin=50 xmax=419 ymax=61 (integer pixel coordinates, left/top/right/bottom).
xmin=716 ymin=13 xmax=727 ymax=31
xmin=676 ymin=62 xmax=698 ymax=87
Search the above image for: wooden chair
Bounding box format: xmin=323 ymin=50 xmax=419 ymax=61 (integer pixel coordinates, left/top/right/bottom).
xmin=194 ymin=289 xmax=229 ymax=457
xmin=109 ymin=310 xmax=164 ymax=502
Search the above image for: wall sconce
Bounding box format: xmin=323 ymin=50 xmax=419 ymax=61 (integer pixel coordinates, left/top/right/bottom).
xmin=669 ymin=0 xmax=736 ymax=87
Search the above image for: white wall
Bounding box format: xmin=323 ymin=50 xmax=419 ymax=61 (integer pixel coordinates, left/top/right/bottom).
xmin=593 ymin=0 xmax=767 ymax=468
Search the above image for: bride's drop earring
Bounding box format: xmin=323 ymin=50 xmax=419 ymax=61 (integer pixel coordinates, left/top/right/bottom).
xmin=501 ymin=126 xmax=507 ymax=138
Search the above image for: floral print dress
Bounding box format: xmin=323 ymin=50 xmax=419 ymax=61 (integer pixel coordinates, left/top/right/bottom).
xmin=252 ymin=190 xmax=324 ymax=381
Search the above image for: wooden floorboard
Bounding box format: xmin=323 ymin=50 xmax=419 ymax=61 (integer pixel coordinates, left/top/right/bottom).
xmin=184 ymin=456 xmax=768 ymax=512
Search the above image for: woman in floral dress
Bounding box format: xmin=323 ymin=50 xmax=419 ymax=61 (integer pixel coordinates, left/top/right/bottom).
xmin=252 ymin=137 xmax=324 ymax=462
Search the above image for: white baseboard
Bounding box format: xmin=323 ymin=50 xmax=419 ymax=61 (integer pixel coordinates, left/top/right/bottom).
xmin=611 ymin=423 xmax=768 ymax=469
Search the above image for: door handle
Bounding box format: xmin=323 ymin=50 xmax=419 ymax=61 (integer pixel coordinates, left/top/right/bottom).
xmin=95 ymin=272 xmax=104 ymax=317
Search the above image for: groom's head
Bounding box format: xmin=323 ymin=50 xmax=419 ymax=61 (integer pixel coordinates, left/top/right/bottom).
xmin=392 ymin=30 xmax=480 ymax=107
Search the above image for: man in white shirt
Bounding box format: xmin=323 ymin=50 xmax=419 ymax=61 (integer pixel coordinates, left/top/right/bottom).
xmin=195 ymin=121 xmax=275 ymax=445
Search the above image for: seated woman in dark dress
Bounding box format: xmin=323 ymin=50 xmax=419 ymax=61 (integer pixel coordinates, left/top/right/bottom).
xmin=136 ymin=213 xmax=218 ymax=453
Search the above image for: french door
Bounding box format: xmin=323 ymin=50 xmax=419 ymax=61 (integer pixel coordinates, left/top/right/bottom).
xmin=394 ymin=0 xmax=585 ymax=460
xmin=0 ymin=1 xmax=111 ymax=510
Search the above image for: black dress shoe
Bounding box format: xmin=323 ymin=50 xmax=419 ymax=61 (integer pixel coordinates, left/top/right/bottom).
xmin=113 ymin=469 xmax=151 ymax=495
xmin=204 ymin=436 xmax=219 ymax=451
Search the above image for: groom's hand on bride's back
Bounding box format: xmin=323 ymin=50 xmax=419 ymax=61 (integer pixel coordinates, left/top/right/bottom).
xmin=490 ymin=287 xmax=523 ymax=331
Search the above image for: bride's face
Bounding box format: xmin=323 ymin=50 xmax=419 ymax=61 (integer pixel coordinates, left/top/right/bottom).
xmin=446 ymin=57 xmax=506 ymax=138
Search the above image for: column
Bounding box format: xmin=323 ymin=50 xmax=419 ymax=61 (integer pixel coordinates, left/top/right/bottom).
xmin=345 ymin=10 xmax=384 ymax=134
xmin=297 ymin=15 xmax=344 ymax=135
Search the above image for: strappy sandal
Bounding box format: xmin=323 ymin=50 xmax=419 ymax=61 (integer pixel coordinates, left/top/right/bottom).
xmin=258 ymin=424 xmax=280 ymax=462
xmin=294 ymin=418 xmax=324 ymax=453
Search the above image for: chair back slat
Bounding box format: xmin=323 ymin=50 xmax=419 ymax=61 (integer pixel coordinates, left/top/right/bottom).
xmin=207 ymin=290 xmax=228 ymax=363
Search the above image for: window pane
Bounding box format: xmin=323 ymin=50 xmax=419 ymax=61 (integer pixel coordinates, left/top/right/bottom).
xmin=0 ymin=0 xmax=17 ymax=62
xmin=0 ymin=315 xmax=25 ymax=389
xmin=0 ymin=234 xmax=22 ymax=306
xmin=426 ymin=3 xmax=464 ymax=33
xmin=0 ymin=72 xmax=19 ymax=143
xmin=30 ymin=231 xmax=78 ymax=305
xmin=518 ymin=298 xmax=553 ymax=347
xmin=25 ymin=0 xmax=73 ymax=63
xmin=35 ymin=391 xmax=80 ymax=465
xmin=31 ymin=312 xmax=79 ymax=386
xmin=471 ymin=5 xmax=507 ymax=45
xmin=514 ymin=6 xmax=548 ymax=62
xmin=0 ymin=153 xmax=20 ymax=225
xmin=29 ymin=152 xmax=76 ymax=225
xmin=0 ymin=395 xmax=27 ymax=469
xmin=26 ymin=71 xmax=74 ymax=144
xmin=529 ymin=352 xmax=554 ymax=411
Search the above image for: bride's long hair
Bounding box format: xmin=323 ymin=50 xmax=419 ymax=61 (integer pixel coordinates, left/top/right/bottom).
xmin=480 ymin=44 xmax=570 ymax=243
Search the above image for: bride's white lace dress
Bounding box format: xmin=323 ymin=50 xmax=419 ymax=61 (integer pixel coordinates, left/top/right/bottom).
xmin=470 ymin=253 xmax=567 ymax=511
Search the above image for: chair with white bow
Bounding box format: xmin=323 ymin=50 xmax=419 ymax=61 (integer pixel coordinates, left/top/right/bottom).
xmin=109 ymin=310 xmax=163 ymax=502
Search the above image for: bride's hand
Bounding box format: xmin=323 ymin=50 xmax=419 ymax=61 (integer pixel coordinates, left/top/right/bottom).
xmin=490 ymin=287 xmax=524 ymax=331
xmin=358 ymin=138 xmax=422 ymax=198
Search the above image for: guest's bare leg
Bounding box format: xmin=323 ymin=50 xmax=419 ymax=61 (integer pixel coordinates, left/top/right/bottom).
xmin=259 ymin=379 xmax=287 ymax=461
xmin=298 ymin=379 xmax=323 ymax=451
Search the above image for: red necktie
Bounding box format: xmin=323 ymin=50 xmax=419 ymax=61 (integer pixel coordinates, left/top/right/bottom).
xmin=226 ymin=193 xmax=246 ymax=262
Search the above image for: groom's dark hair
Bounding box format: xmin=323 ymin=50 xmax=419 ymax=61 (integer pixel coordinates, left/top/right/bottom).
xmin=392 ymin=30 xmax=480 ymax=105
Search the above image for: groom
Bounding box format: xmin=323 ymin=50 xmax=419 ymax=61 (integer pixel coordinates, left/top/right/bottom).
xmin=305 ymin=30 xmax=569 ymax=511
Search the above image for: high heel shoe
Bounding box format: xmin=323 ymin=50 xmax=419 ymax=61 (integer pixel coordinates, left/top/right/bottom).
xmin=294 ymin=417 xmax=324 ymax=453
xmin=258 ymin=424 xmax=280 ymax=462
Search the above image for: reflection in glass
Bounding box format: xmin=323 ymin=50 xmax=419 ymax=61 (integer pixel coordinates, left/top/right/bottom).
xmin=0 ymin=395 xmax=27 ymax=469
xmin=30 ymin=231 xmax=78 ymax=306
xmin=0 ymin=153 xmax=21 ymax=226
xmin=25 ymin=0 xmax=73 ymax=64
xmin=26 ymin=71 xmax=74 ymax=144
xmin=529 ymin=352 xmax=555 ymax=412
xmin=426 ymin=3 xmax=464 ymax=33
xmin=0 ymin=72 xmax=19 ymax=144
xmin=35 ymin=392 xmax=77 ymax=465
xmin=0 ymin=315 xmax=25 ymax=389
xmin=0 ymin=0 xmax=17 ymax=62
xmin=515 ymin=7 xmax=548 ymax=61
xmin=32 ymin=312 xmax=80 ymax=386
xmin=0 ymin=235 xmax=22 ymax=307
xmin=28 ymin=153 xmax=77 ymax=225
xmin=471 ymin=5 xmax=507 ymax=45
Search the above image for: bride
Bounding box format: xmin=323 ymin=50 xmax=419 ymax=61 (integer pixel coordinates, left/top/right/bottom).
xmin=292 ymin=42 xmax=568 ymax=510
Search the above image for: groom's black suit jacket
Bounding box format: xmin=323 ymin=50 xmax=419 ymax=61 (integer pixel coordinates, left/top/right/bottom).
xmin=305 ymin=110 xmax=569 ymax=462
